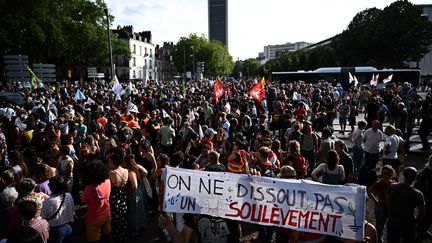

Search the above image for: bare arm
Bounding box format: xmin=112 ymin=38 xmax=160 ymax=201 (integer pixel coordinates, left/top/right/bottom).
xmin=128 ymin=171 xmax=138 ymax=192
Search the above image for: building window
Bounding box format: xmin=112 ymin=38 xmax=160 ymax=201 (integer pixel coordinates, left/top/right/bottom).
xmin=133 ymin=44 xmax=136 ymax=54
xmin=133 ymin=70 xmax=136 ymax=78
xmin=145 ymin=47 xmax=147 ymax=56
xmin=139 ymin=46 xmax=142 ymax=56
xmin=150 ymin=49 xmax=153 ymax=57
xmin=149 ymin=60 xmax=152 ymax=69
xmin=139 ymin=70 xmax=142 ymax=78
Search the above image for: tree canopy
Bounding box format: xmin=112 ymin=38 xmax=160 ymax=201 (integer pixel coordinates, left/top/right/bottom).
xmin=172 ymin=34 xmax=233 ymax=77
xmin=0 ymin=0 xmax=130 ymax=68
xmin=332 ymin=0 xmax=432 ymax=68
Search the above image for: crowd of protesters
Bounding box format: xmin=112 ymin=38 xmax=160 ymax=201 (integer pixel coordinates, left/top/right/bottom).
xmin=0 ymin=77 xmax=431 ymax=243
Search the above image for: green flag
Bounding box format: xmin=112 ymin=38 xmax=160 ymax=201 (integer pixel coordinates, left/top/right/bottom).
xmin=26 ymin=66 xmax=43 ymax=89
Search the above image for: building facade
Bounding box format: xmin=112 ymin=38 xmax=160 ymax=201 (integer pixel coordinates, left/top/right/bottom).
xmin=409 ymin=4 xmax=432 ymax=76
xmin=208 ymin=0 xmax=228 ymax=47
xmin=155 ymin=42 xmax=177 ymax=81
xmin=112 ymin=25 xmax=156 ymax=81
xmin=261 ymin=42 xmax=311 ymax=61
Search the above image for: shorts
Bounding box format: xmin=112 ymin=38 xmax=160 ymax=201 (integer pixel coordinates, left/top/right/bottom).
xmin=86 ymin=216 xmax=111 ymax=242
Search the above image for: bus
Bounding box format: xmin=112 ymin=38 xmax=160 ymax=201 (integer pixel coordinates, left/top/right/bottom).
xmin=272 ymin=66 xmax=421 ymax=89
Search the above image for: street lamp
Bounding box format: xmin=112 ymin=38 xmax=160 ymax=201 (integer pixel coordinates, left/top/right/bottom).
xmin=104 ymin=8 xmax=114 ymax=79
xmin=183 ymin=45 xmax=186 ymax=79
xmin=191 ymin=46 xmax=195 ymax=79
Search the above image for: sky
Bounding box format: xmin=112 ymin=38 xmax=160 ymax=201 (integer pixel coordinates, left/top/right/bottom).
xmin=106 ymin=0 xmax=430 ymax=61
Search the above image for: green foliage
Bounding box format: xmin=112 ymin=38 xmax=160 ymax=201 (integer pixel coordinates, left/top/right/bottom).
xmin=241 ymin=58 xmax=262 ymax=79
xmin=333 ymin=1 xmax=432 ymax=68
xmin=172 ymin=34 xmax=233 ymax=77
xmin=0 ymin=0 xmax=130 ymax=68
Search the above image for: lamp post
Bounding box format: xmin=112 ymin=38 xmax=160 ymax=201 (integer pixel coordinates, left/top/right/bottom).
xmin=104 ymin=8 xmax=114 ymax=79
xmin=183 ymin=45 xmax=186 ymax=79
xmin=191 ymin=46 xmax=195 ymax=79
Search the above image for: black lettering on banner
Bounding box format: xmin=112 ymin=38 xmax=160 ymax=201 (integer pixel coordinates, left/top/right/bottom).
xmin=237 ymin=184 xmax=248 ymax=198
xmin=167 ymin=174 xmax=191 ymax=191
xmin=266 ymin=188 xmax=276 ymax=203
xmin=314 ymin=193 xmax=324 ymax=210
xmin=214 ymin=179 xmax=224 ymax=195
xmin=199 ymin=178 xmax=211 ymax=194
xmin=255 ymin=187 xmax=264 ymax=201
xmin=298 ymin=190 xmax=307 ymax=208
xmin=334 ymin=196 xmax=347 ymax=214
xmin=180 ymin=197 xmax=196 ymax=211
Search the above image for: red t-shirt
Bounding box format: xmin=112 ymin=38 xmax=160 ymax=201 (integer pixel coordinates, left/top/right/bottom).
xmin=370 ymin=179 xmax=395 ymax=205
xmin=81 ymin=179 xmax=111 ymax=222
xmin=293 ymin=108 xmax=306 ymax=120
xmin=96 ymin=117 xmax=107 ymax=128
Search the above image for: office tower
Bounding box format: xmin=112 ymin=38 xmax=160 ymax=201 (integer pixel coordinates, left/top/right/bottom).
xmin=208 ymin=0 xmax=228 ymax=47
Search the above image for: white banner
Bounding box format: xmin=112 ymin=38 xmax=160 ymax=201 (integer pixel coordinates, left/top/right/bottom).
xmin=162 ymin=167 xmax=366 ymax=241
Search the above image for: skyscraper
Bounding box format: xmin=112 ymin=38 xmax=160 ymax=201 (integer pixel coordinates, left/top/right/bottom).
xmin=208 ymin=0 xmax=228 ymax=47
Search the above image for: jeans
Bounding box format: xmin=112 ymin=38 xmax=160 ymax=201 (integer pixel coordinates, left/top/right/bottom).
xmin=48 ymin=223 xmax=73 ymax=243
xmin=352 ymin=146 xmax=364 ymax=173
xmin=375 ymin=204 xmax=387 ymax=243
xmin=364 ymin=151 xmax=379 ymax=170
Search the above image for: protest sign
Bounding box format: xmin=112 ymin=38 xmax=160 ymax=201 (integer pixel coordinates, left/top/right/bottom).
xmin=162 ymin=167 xmax=366 ymax=241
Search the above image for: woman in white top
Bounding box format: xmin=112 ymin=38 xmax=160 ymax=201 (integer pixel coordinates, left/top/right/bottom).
xmin=41 ymin=176 xmax=74 ymax=243
xmin=312 ymin=150 xmax=345 ymax=185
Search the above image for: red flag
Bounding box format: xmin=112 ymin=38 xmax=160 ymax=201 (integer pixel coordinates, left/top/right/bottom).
xmin=214 ymin=77 xmax=226 ymax=101
xmin=248 ymin=82 xmax=265 ymax=102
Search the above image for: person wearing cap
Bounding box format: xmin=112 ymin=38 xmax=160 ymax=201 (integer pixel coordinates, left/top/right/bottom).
xmin=387 ymin=167 xmax=425 ymax=243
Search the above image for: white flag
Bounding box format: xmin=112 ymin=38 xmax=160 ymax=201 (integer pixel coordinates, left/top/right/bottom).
xmin=348 ymin=72 xmax=354 ymax=84
xmin=127 ymin=101 xmax=138 ymax=113
xmin=383 ymin=74 xmax=393 ymax=84
xmin=353 ymin=75 xmax=359 ymax=87
xmin=162 ymin=109 xmax=171 ymax=119
xmin=198 ymin=124 xmax=204 ymax=140
xmin=370 ymin=74 xmax=378 ymax=86
xmin=111 ymin=75 xmax=124 ymax=97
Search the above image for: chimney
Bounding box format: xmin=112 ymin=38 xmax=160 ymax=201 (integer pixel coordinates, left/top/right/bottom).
xmin=123 ymin=25 xmax=134 ymax=35
xmin=140 ymin=31 xmax=152 ymax=43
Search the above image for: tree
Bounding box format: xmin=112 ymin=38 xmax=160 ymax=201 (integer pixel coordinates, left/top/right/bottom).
xmin=241 ymin=58 xmax=262 ymax=79
xmin=0 ymin=0 xmax=130 ymax=79
xmin=172 ymin=34 xmax=233 ymax=77
xmin=373 ymin=1 xmax=432 ymax=67
xmin=332 ymin=1 xmax=432 ymax=68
